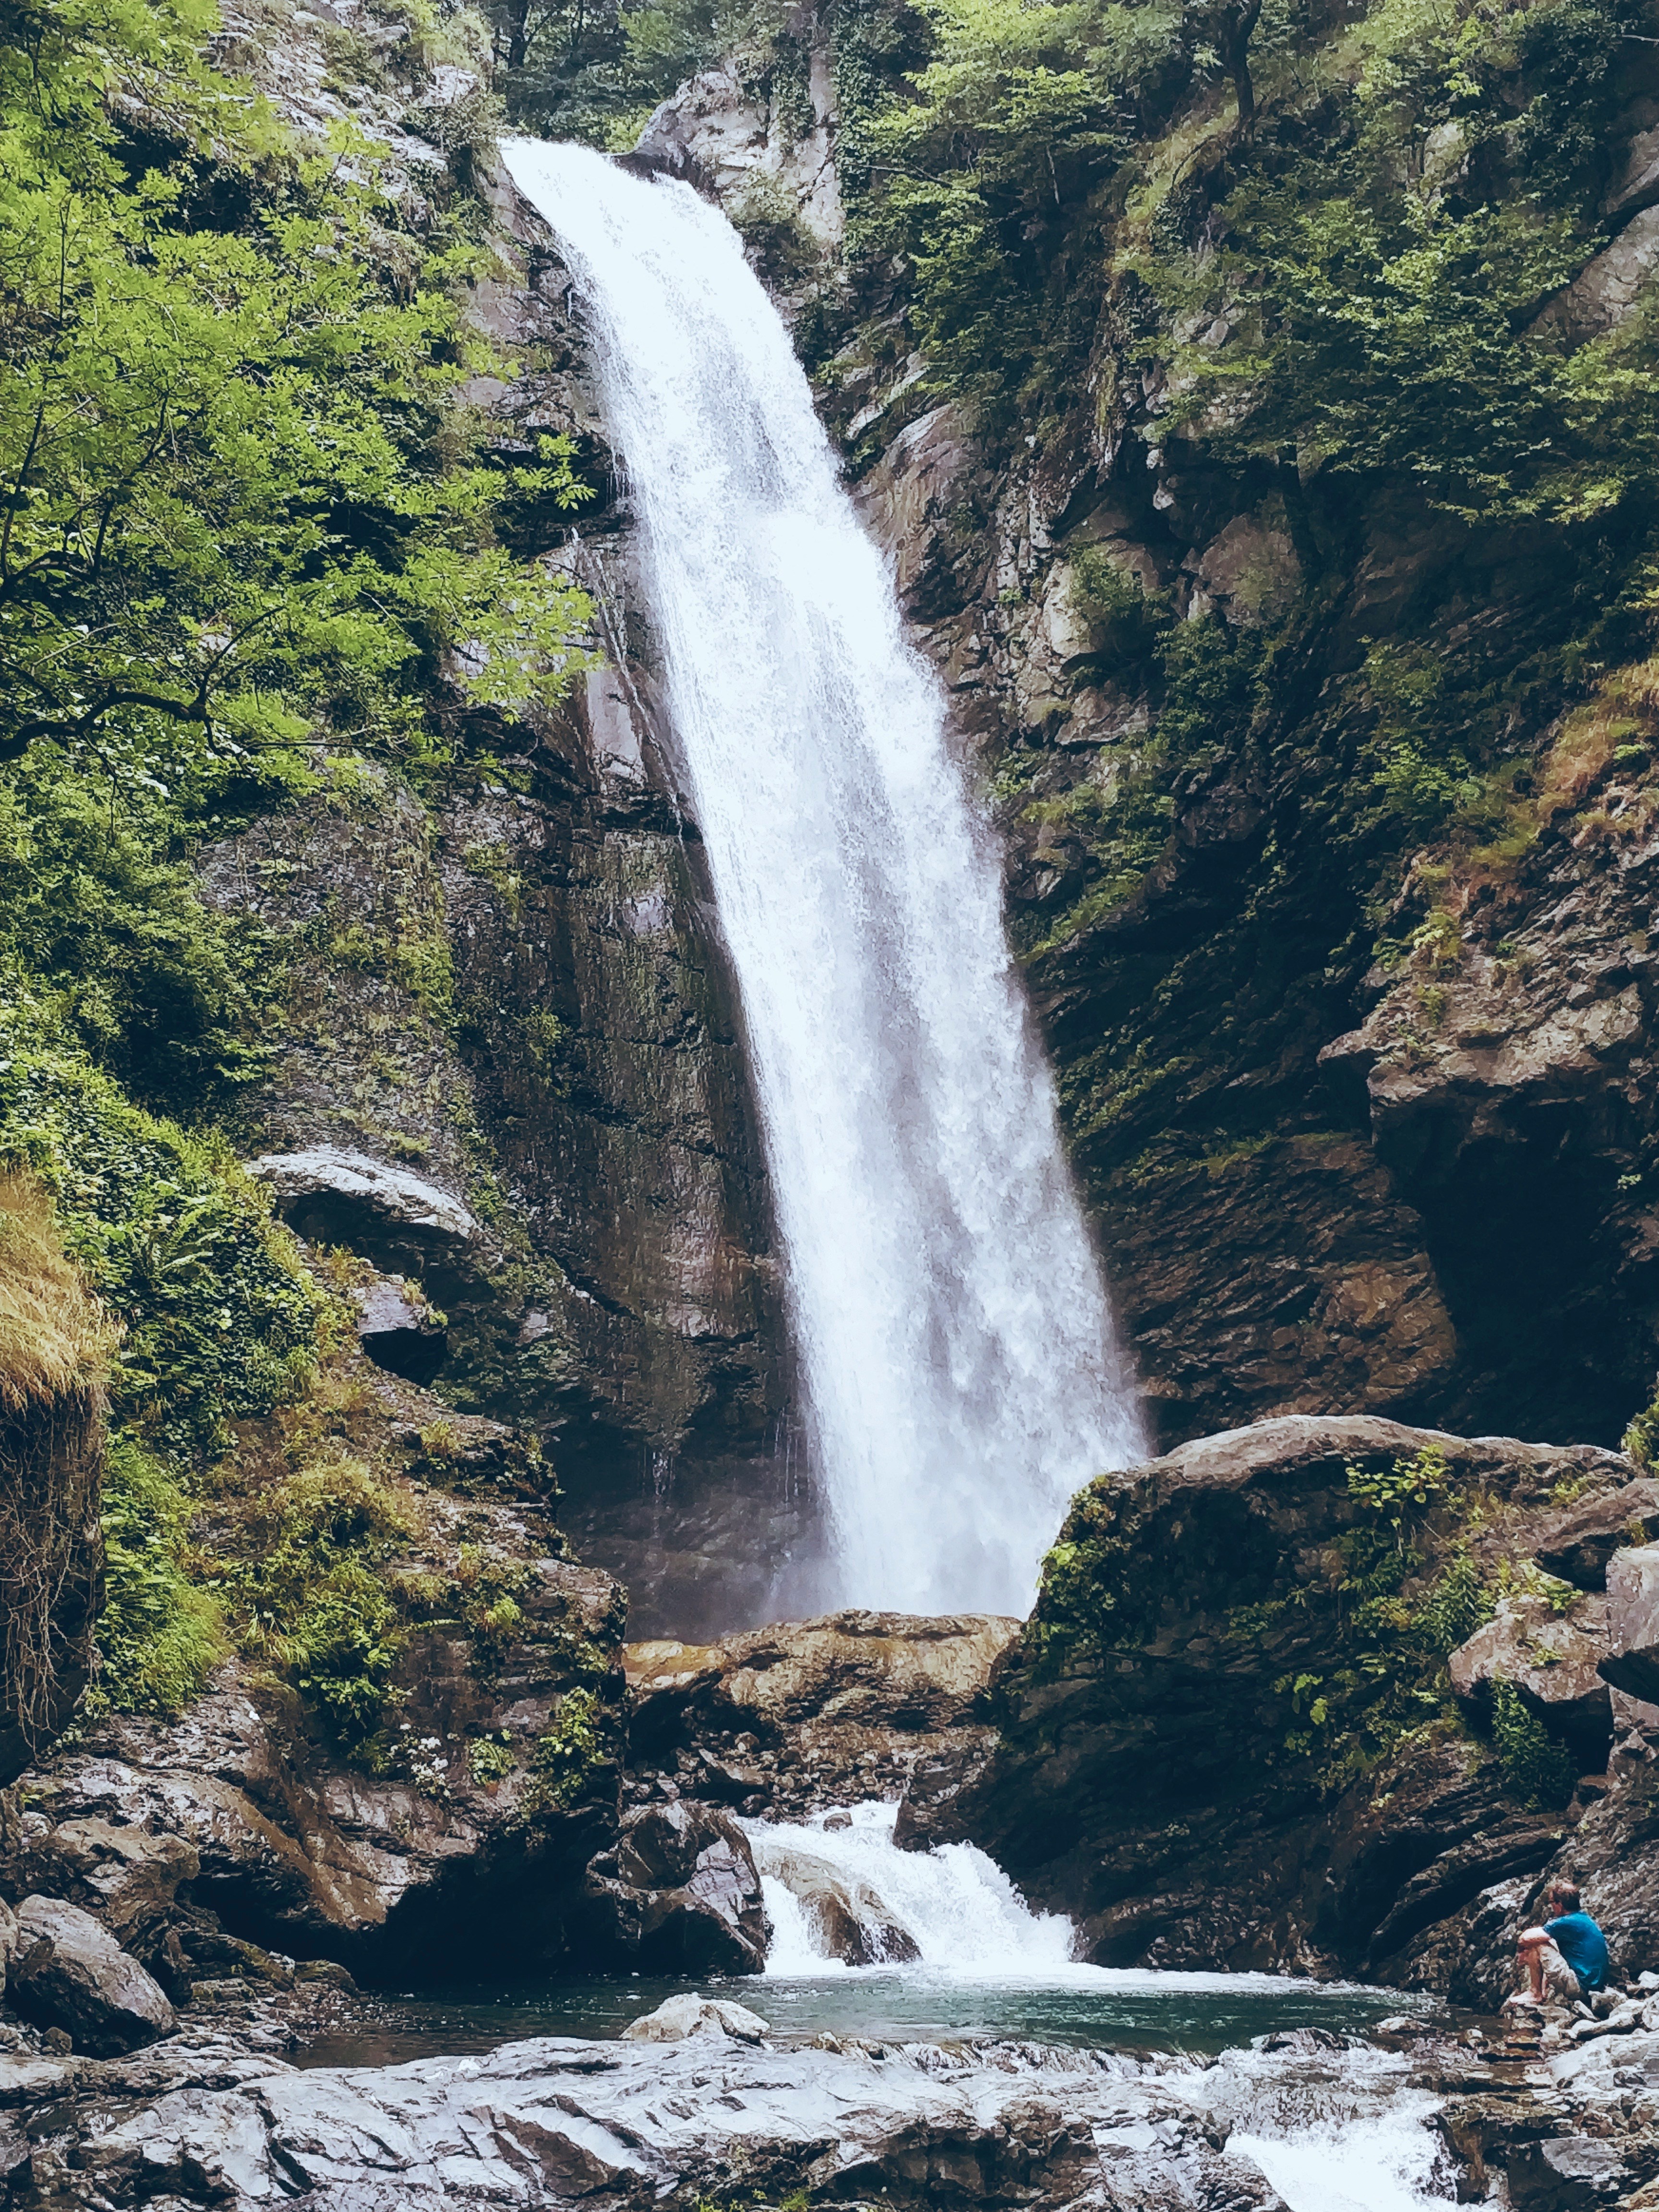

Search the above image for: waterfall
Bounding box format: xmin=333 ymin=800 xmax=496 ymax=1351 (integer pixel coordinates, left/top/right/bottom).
xmin=503 ymin=140 xmax=1146 ymax=1615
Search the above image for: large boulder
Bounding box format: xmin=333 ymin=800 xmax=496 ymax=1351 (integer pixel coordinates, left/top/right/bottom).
xmin=0 ymin=1818 xmax=199 ymax=1957
xmin=619 ymin=1992 xmax=769 ymax=2042
xmin=1449 ymin=1595 xmax=1614 ymax=1763
xmin=8 ymin=1896 xmax=175 ymax=2054
xmin=581 ymin=1801 xmax=769 ymax=1973
xmin=624 ymin=1610 xmax=1020 ymax=1821
xmin=1599 ymin=1546 xmax=1659 ymax=1705
xmin=1535 ymin=1486 xmax=1659 ymax=1591
xmin=942 ymin=1416 xmax=1636 ymax=1978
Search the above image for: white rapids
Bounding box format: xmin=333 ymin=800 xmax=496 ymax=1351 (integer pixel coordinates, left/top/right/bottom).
xmin=745 ymin=1803 xmax=1458 ymax=2212
xmin=501 ymin=138 xmax=1145 ymax=1616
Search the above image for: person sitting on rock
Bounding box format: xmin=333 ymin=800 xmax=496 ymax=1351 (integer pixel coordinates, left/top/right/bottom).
xmin=1508 ymin=1880 xmax=1610 ymax=2009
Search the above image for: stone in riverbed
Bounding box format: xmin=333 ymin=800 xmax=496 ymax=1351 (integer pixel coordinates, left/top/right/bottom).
xmin=7 ymin=1896 xmax=176 ymax=2055
xmin=619 ymin=1992 xmax=770 ymax=2042
xmin=581 ymin=1800 xmax=769 ymax=1973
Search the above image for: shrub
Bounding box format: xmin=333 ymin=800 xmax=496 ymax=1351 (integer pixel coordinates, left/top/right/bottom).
xmin=230 ymin=1458 xmax=413 ymax=1743
xmin=1491 ymin=1677 xmax=1576 ymax=1808
xmin=0 ymin=1170 xmax=114 ymax=1753
xmin=93 ymin=1435 xmax=223 ymax=1717
xmin=0 ymin=981 xmax=324 ymax=1456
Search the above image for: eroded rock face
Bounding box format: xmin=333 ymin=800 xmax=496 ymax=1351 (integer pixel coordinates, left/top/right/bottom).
xmin=622 ymin=1610 xmax=1021 ymax=1820
xmin=935 ymin=1416 xmax=1635 ymax=1982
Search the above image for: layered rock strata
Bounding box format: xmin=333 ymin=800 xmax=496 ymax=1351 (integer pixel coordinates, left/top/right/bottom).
xmin=621 ymin=1610 xmax=1020 ymax=1820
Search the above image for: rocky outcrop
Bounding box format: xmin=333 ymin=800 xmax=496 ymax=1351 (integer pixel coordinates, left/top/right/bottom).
xmin=7 ymin=1897 xmax=175 ymax=2056
xmin=3 ymin=1346 xmax=628 ymax=1985
xmin=621 ymin=1610 xmax=1020 ymax=1819
xmin=745 ymin=1829 xmax=919 ymax=1965
xmin=580 ymin=1800 xmax=769 ymax=1972
xmin=929 ymin=1416 xmax=1638 ymax=1984
xmin=0 ymin=2022 xmax=1467 ymax=2211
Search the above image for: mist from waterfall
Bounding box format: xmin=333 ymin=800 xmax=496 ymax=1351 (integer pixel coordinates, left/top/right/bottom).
xmin=502 ymin=139 xmax=1145 ymax=1614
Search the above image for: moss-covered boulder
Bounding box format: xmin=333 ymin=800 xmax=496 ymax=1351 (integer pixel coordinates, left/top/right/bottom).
xmin=928 ymin=1415 xmax=1640 ymax=1988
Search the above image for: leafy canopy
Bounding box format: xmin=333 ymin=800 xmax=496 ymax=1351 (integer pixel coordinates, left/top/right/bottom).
xmin=0 ymin=0 xmax=594 ymax=1099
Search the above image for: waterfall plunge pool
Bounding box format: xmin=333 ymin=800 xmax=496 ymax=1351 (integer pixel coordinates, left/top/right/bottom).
xmin=296 ymin=1803 xmax=1445 ymax=2068
xmin=291 ymin=1806 xmax=1464 ymax=2212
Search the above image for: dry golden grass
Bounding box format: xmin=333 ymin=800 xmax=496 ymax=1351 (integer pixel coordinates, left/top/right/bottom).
xmin=0 ymin=1170 xmax=114 ymax=1414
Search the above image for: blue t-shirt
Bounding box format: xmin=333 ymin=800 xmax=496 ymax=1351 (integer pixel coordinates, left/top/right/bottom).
xmin=1546 ymin=1911 xmax=1609 ymax=1993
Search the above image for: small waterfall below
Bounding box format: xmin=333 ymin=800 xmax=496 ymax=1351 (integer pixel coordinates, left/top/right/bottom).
xmin=748 ymin=1799 xmax=1080 ymax=1975
xmin=502 ymin=138 xmax=1144 ymax=1616
xmin=741 ymin=1803 xmax=1456 ymax=2212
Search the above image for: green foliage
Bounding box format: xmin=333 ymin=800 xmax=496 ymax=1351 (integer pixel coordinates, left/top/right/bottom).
xmin=491 ymin=0 xmax=785 ymax=149
xmin=468 ymin=1730 xmax=518 ymax=1783
xmin=227 ymin=1456 xmax=412 ymax=1742
xmin=523 ymin=1683 xmax=610 ymax=1812
xmin=1490 ymin=1676 xmax=1576 ymax=1807
xmin=1415 ymin=1546 xmax=1495 ymax=1656
xmin=450 ymin=1542 xmax=531 ymax=1667
xmin=866 ymin=0 xmax=1180 ymax=423
xmin=90 ymin=1434 xmax=223 ymax=1717
xmin=1624 ymin=1378 xmax=1659 ymax=1470
xmin=0 ymin=0 xmax=594 ymax=1109
xmin=1345 ymin=1444 xmax=1450 ymax=1542
xmin=0 ymin=981 xmax=323 ymax=1455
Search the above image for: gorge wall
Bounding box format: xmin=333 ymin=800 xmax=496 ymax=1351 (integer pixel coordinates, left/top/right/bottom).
xmin=622 ymin=1 xmax=1659 ymax=1459
xmin=175 ymin=0 xmax=1659 ymax=1644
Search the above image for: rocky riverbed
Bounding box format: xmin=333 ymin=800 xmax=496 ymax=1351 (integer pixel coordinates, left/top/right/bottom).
xmin=0 ymin=2000 xmax=1525 ymax=2212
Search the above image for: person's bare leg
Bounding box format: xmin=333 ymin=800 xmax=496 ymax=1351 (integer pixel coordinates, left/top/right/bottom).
xmin=1513 ymin=1937 xmax=1546 ymax=2003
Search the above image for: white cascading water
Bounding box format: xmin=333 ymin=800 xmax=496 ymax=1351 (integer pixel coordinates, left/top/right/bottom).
xmin=502 ymin=140 xmax=1146 ymax=1615
xmin=743 ymin=1805 xmax=1455 ymax=2212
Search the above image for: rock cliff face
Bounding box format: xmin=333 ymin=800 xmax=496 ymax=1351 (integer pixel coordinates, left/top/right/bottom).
xmin=635 ymin=23 xmax=1659 ymax=1457
xmin=916 ymin=1416 xmax=1659 ymax=1998
xmin=199 ymin=8 xmax=806 ymax=1638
